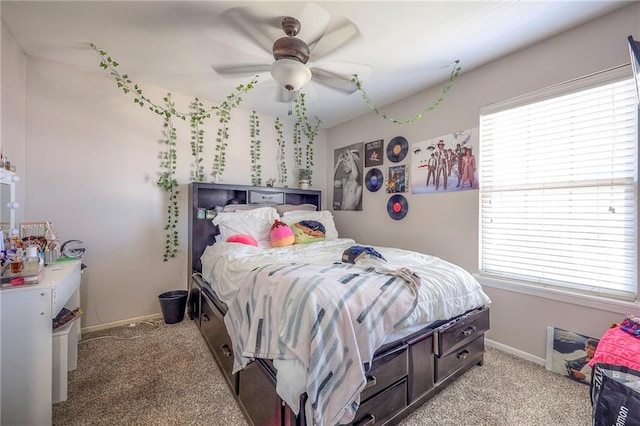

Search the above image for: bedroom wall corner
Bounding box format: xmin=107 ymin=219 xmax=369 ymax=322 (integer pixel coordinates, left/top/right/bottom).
xmin=326 ymin=2 xmax=640 ymax=362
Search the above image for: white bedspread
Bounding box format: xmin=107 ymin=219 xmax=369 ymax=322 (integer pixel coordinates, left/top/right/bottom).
xmin=200 ymin=238 xmax=490 ymax=425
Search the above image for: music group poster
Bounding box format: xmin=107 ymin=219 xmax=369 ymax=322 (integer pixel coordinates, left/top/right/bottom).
xmin=410 ymin=128 xmax=479 ymax=194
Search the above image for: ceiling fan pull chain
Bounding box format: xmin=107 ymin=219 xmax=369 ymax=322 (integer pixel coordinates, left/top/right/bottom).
xmin=288 ymin=90 xmax=293 ymax=116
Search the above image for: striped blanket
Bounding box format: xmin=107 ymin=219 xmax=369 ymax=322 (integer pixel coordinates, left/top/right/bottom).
xmin=201 ymin=238 xmax=491 ymax=425
xmin=224 ymin=260 xmax=421 ymax=425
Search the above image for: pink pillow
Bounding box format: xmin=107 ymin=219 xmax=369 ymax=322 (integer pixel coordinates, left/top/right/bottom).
xmin=226 ymin=234 xmax=258 ymax=247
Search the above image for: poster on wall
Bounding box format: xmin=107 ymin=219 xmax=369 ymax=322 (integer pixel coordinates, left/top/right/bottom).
xmin=333 ymin=142 xmax=364 ymax=211
xmin=364 ymin=139 xmax=384 ymax=168
xmin=386 ymin=165 xmax=407 ymax=193
xmin=545 ymin=326 xmax=600 ymax=385
xmin=410 ymin=128 xmax=479 ymax=194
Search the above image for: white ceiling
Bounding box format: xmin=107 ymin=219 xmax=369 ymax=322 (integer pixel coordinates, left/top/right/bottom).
xmin=1 ymin=1 xmax=631 ymax=128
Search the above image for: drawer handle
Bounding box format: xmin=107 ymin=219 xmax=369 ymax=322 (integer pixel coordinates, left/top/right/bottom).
xmin=355 ymin=414 xmax=376 ymax=426
xmin=220 ymin=344 xmax=232 ymax=357
xmin=363 ymin=375 xmax=377 ymax=390
xmin=201 ymin=313 xmax=210 ymax=322
xmin=461 ymin=326 xmax=476 ymax=336
xmin=457 ymin=349 xmax=470 ymax=360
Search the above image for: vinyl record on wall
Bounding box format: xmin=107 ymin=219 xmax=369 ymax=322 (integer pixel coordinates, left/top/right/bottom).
xmin=386 ymin=136 xmax=409 ymax=163
xmin=365 ymin=168 xmax=383 ymax=192
xmin=387 ymin=194 xmax=409 ymax=220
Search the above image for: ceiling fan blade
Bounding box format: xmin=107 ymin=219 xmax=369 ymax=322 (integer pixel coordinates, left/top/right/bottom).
xmin=311 ymin=61 xmax=371 ymax=79
xmin=298 ymin=2 xmax=331 ymax=47
xmin=310 ymin=67 xmax=358 ymax=93
xmin=309 ymin=18 xmax=359 ymax=60
xmin=212 ymin=63 xmax=271 ymax=77
xmin=207 ymin=6 xmax=275 ymax=61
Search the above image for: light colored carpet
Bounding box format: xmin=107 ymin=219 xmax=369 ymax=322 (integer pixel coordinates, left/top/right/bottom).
xmin=53 ymin=319 xmax=592 ymax=426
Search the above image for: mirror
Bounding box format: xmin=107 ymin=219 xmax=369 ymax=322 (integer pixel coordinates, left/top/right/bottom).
xmin=0 ymin=170 xmax=17 ymax=234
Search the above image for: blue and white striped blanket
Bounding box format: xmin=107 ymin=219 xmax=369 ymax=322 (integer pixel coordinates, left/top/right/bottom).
xmin=201 ymin=238 xmax=490 ymax=425
xmin=224 ymin=260 xmax=421 ymax=425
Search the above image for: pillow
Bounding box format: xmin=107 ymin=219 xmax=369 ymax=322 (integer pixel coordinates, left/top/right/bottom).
xmin=276 ymin=203 xmax=317 ymax=216
xmin=292 ymin=220 xmax=326 ymax=244
xmin=212 ymin=206 xmax=278 ymax=247
xmin=223 ymin=203 xmax=276 ymax=212
xmin=270 ymin=220 xmax=295 ymax=247
xmin=226 ymin=234 xmax=258 ymax=247
xmin=281 ymin=210 xmax=339 ymax=240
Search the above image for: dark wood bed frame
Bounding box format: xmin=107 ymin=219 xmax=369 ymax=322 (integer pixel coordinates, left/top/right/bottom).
xmin=187 ymin=182 xmax=489 ymax=426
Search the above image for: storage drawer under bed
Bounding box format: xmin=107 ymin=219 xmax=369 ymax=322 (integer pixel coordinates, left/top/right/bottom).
xmin=200 ymin=289 xmax=236 ymax=389
xmin=352 ymin=378 xmax=407 ymax=426
xmin=433 ymin=307 xmax=489 ymax=357
xmin=434 ymin=334 xmax=485 ymax=384
xmin=361 ymin=344 xmax=408 ymax=401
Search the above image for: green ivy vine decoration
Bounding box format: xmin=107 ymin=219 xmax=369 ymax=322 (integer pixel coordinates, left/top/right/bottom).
xmin=189 ymin=98 xmax=208 ymax=182
xmin=249 ymin=111 xmax=262 ymax=186
xmin=351 ymin=60 xmax=462 ymax=125
xmin=274 ymin=117 xmax=287 ymax=186
xmin=293 ymin=92 xmax=321 ymax=185
xmin=293 ymin=116 xmax=303 ymax=173
xmin=212 ymin=83 xmax=256 ymax=181
xmin=157 ymin=95 xmax=180 ymax=261
xmin=92 ymin=44 xmax=257 ymax=261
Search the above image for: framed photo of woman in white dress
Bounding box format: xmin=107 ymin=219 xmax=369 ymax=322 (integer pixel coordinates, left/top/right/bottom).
xmin=333 ymin=142 xmax=364 ymax=211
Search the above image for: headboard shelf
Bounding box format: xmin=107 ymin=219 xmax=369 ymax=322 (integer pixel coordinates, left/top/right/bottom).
xmin=187 ymin=182 xmax=322 ymax=279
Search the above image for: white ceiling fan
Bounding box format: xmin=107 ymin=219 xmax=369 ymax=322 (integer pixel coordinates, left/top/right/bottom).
xmin=209 ymin=3 xmax=371 ymax=113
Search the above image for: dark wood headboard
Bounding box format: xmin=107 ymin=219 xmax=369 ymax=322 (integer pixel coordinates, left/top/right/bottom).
xmin=187 ymin=183 xmax=322 ymax=279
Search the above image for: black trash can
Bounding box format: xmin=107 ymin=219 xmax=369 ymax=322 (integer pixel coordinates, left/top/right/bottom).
xmin=158 ymin=290 xmax=188 ymax=324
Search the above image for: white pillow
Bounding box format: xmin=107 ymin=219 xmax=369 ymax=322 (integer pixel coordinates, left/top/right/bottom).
xmin=280 ymin=210 xmax=339 ymax=240
xmin=276 ymin=203 xmax=317 ymax=216
xmin=223 ymin=203 xmax=277 ymax=212
xmin=212 ymin=206 xmax=278 ymax=247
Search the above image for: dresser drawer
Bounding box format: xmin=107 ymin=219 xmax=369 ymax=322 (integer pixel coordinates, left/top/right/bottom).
xmin=434 ymin=308 xmax=489 ymax=356
xmin=434 ymin=335 xmax=484 ymax=383
xmin=352 ymin=378 xmax=407 ymax=426
xmin=361 ymin=345 xmax=408 ymax=401
xmin=200 ymin=290 xmax=235 ymax=388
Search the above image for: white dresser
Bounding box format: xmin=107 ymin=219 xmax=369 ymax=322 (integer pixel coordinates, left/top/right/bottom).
xmin=0 ymin=260 xmax=82 ymax=425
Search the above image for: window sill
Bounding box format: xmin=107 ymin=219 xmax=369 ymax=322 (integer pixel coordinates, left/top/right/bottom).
xmin=475 ymin=274 xmax=640 ymax=315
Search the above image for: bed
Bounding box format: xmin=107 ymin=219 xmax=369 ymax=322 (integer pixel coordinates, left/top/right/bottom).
xmin=187 ymin=182 xmax=491 ymax=426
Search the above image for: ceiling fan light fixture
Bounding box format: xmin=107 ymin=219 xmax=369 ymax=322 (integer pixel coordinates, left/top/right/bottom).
xmin=270 ymin=58 xmax=312 ymax=92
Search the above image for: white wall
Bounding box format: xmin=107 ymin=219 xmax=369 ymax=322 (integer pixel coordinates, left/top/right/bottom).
xmin=327 ymin=3 xmax=640 ymax=361
xmin=4 ymin=29 xmax=326 ymax=327
xmin=1 ymin=22 xmax=26 ymax=224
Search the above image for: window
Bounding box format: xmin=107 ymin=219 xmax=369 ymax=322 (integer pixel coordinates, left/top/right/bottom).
xmin=479 ymin=67 xmax=638 ymax=301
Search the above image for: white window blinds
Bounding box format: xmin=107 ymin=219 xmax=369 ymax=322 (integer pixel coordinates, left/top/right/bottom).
xmin=479 ymin=67 xmax=638 ymax=300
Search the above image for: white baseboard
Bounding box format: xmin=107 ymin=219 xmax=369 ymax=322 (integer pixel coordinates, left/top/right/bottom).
xmin=81 ymin=313 xmax=164 ymax=334
xmin=485 ymin=338 xmax=546 ymax=366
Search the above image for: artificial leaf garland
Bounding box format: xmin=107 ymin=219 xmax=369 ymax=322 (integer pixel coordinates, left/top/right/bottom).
xmin=351 ymin=60 xmax=462 ymax=125
xmin=274 ymin=117 xmax=288 ymax=186
xmin=249 ymin=111 xmax=262 ymax=186
xmin=293 ymin=93 xmax=321 ymax=185
xmin=189 ymin=98 xmax=208 ymax=182
xmin=92 ymin=44 xmax=257 ymax=260
xmin=157 ymin=95 xmax=180 ymax=261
